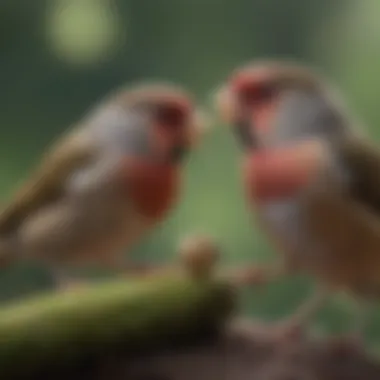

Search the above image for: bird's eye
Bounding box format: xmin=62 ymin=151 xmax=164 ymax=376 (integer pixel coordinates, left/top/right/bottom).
xmin=157 ymin=105 xmax=186 ymax=128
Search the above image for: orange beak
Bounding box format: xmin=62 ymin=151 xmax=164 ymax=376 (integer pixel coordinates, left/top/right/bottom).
xmin=214 ymin=85 xmax=239 ymax=125
xmin=214 ymin=85 xmax=260 ymax=149
xmin=187 ymin=107 xmax=213 ymax=147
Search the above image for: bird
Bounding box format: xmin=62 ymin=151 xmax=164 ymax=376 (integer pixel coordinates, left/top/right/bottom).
xmin=0 ymin=83 xmax=209 ymax=290
xmin=215 ymin=59 xmax=380 ymax=345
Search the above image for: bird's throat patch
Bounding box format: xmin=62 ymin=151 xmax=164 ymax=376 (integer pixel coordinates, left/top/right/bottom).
xmin=125 ymin=160 xmax=180 ymax=220
xmin=243 ymin=142 xmax=324 ymax=201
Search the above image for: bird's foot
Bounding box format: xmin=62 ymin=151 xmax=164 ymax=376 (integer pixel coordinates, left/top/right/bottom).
xmin=326 ymin=333 xmax=365 ymax=356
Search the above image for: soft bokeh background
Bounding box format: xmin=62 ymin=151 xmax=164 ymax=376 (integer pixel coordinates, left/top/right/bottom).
xmin=1 ymin=0 xmax=380 ymax=345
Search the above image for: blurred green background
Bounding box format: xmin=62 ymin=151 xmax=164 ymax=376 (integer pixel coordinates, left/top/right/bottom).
xmin=1 ymin=0 xmax=380 ymax=345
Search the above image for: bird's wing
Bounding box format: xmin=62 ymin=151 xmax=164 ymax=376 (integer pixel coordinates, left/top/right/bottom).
xmin=0 ymin=128 xmax=97 ymax=233
xmin=334 ymin=136 xmax=380 ymax=216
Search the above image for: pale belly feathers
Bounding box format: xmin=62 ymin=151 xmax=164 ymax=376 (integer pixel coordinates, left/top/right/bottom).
xmin=258 ymin=190 xmax=380 ymax=293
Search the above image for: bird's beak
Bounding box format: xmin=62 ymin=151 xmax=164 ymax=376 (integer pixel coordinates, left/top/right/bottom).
xmin=167 ymin=108 xmax=212 ymax=163
xmin=214 ymin=85 xmax=258 ymax=150
xmin=213 ymin=85 xmax=238 ymax=125
xmin=188 ymin=107 xmax=213 ymax=146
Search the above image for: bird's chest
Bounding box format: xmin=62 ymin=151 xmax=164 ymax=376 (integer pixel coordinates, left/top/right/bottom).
xmin=61 ymin=160 xmax=179 ymax=264
xmin=126 ymin=161 xmax=180 ymax=221
xmin=259 ymin=198 xmax=307 ymax=255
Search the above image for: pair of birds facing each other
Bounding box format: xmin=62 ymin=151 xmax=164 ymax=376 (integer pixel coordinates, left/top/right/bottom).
xmin=2 ymin=61 xmax=380 ymax=346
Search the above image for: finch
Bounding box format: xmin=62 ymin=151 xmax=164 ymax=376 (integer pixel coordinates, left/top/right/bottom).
xmin=0 ymin=83 xmax=209 ymax=289
xmin=216 ymin=60 xmax=380 ymax=345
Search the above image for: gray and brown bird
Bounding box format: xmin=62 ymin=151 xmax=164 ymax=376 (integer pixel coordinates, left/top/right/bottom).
xmin=216 ymin=60 xmax=380 ymax=344
xmin=0 ymin=83 xmax=208 ymax=289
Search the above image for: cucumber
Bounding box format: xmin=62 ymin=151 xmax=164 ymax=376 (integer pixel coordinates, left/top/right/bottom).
xmin=0 ymin=274 xmax=233 ymax=377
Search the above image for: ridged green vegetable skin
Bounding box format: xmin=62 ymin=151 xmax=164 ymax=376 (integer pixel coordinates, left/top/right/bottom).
xmin=0 ymin=275 xmax=233 ymax=377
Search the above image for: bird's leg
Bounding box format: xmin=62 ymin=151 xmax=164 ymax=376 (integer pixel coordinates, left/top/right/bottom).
xmin=272 ymin=284 xmax=330 ymax=342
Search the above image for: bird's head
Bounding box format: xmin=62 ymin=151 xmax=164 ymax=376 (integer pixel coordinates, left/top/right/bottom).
xmin=215 ymin=60 xmax=355 ymax=201
xmin=215 ymin=60 xmax=349 ymax=151
xmin=115 ymin=83 xmax=210 ymax=164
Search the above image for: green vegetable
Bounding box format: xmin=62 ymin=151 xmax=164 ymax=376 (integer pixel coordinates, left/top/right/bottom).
xmin=0 ymin=274 xmax=234 ymax=377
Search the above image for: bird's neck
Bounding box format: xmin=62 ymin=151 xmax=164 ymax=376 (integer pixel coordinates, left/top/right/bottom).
xmin=126 ymin=159 xmax=180 ymax=220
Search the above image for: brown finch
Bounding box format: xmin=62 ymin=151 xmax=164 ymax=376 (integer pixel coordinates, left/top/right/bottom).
xmin=216 ymin=60 xmax=380 ymax=345
xmin=0 ymin=83 xmax=209 ymax=289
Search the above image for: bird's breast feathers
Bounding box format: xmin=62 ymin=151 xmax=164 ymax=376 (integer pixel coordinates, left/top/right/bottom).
xmin=124 ymin=159 xmax=180 ymax=221
xmin=250 ymin=140 xmax=380 ymax=289
xmin=243 ymin=138 xmax=335 ymax=202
